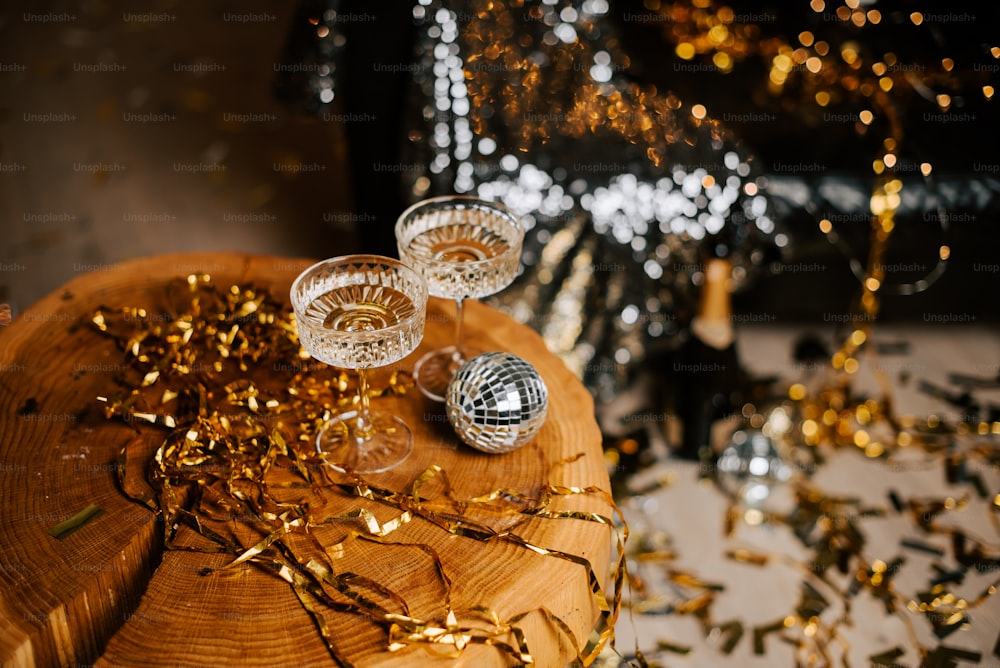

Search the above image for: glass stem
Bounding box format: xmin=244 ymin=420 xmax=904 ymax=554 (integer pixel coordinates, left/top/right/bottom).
xmin=454 ymin=297 xmax=466 ymax=360
xmin=355 ymin=368 xmax=375 ymax=440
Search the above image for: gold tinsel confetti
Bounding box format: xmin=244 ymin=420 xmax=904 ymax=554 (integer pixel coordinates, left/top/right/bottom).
xmin=92 ymin=274 xmax=628 ymax=666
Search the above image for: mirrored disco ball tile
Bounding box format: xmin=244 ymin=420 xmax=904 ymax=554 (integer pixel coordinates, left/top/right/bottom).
xmin=446 ymin=352 xmax=548 ymax=454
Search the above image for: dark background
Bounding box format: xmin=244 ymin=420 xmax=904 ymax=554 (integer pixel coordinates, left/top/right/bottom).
xmin=608 ymin=0 xmax=1000 ymax=323
xmin=1 ymin=0 xmax=998 ymax=328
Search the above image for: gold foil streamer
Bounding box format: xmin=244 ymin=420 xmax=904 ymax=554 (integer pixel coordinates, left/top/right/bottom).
xmin=752 ymin=618 xmax=786 ymax=656
xmin=713 ymin=620 xmax=744 ymax=655
xmin=657 ymin=465 xmax=1000 ymax=664
xmin=325 ymin=463 xmax=628 ymax=665
xmin=624 ymin=423 xmax=998 ymax=663
xmin=93 ymin=274 xmax=626 ymax=665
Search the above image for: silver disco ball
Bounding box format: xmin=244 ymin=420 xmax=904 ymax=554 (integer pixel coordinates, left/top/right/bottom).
xmin=716 ymin=428 xmax=792 ymax=505
xmin=446 ymin=352 xmax=548 ymax=454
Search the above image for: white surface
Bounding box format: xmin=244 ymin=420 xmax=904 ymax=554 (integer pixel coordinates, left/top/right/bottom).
xmin=612 ymin=324 xmax=1000 ymax=667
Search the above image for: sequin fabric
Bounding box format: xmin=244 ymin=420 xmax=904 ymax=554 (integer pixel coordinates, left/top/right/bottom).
xmin=280 ymin=0 xmax=784 ymax=403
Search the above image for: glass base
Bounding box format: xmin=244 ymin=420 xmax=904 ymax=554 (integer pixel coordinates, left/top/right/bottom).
xmin=316 ymin=410 xmax=413 ymax=474
xmin=413 ymin=345 xmax=477 ymax=402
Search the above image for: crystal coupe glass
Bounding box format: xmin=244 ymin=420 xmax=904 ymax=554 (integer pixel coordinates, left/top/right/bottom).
xmin=395 ymin=196 xmax=525 ymax=401
xmin=290 ymin=255 xmax=428 ymax=473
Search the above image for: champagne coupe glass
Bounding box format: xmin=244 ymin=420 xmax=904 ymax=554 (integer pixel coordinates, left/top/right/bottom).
xmin=290 ymin=255 xmax=428 ymax=473
xmin=395 ymin=196 xmax=525 ymax=402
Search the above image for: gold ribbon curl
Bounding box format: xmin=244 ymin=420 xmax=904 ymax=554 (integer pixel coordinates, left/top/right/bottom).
xmin=95 ymin=274 xmax=628 ymax=666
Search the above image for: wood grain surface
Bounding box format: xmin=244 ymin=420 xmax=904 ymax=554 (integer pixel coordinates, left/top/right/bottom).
xmin=0 ymin=253 xmax=613 ymax=668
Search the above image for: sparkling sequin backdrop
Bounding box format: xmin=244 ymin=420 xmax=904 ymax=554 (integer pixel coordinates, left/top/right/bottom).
xmin=277 ymin=0 xmax=784 ymax=404
xmin=402 ymin=0 xmax=784 ymax=404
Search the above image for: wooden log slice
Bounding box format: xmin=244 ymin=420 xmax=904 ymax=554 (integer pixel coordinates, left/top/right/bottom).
xmin=0 ymin=253 xmax=613 ymax=668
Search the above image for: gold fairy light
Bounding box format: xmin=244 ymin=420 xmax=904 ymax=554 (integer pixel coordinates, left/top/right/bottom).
xmin=652 ymin=0 xmax=993 ymax=112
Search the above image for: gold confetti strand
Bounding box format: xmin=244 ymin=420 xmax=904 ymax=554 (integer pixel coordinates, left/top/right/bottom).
xmin=537 ymin=480 xmax=628 ymax=618
xmin=652 ymin=570 xmax=723 ymax=621
xmin=281 ymin=564 xmax=361 ymax=668
xmin=752 ymin=617 xmax=787 ymax=656
xmin=785 ymin=581 xmax=843 ymax=668
xmin=259 ymin=429 xmax=324 ymax=508
xmin=725 ymin=546 xmax=840 ymax=610
xmin=304 ymin=559 xmax=409 ymax=619
xmin=274 ymin=428 xmax=321 ymax=487
xmin=149 ymin=447 xmax=191 ymax=547
xmin=316 ymin=507 xmax=414 ymax=540
xmin=116 ymin=435 xmax=159 ymax=513
xmin=352 ymin=533 xmax=453 ymax=604
xmin=907 ymin=494 xmax=1000 ymax=557
xmin=464 ymin=615 xmax=533 ymax=664
xmin=725 ymin=548 xmax=770 ymax=566
xmin=964 ymin=574 xmax=1000 ymax=610
xmin=330 ymin=473 xmax=626 ymax=665
xmin=809 ymin=624 xmax=842 ymax=668
xmin=298 ymin=482 xmax=544 ymax=660
xmin=208 ymin=512 xmax=420 ymax=658
xmin=408 ymin=463 xmax=453 ymax=503
xmin=194 ymin=480 xmax=257 ymax=525
xmin=163 ymin=507 xmax=242 ymax=557
xmin=713 ymin=620 xmax=744 ymax=656
xmin=490 ymin=527 xmax=620 ymax=666
xmin=387 ymin=584 xmax=556 ymax=664
xmin=508 ymin=605 xmax=583 ymax=664
xmin=918 ymin=644 xmax=983 ymax=668
xmin=546 ymin=457 xmax=633 ymax=665
xmin=98 ymin=393 xmax=180 ymax=429
xmin=404 ymin=465 xmax=540 ymax=534
xmin=633 ymin=550 xmax=678 ymax=565
xmin=93 ymin=272 xmax=628 ymax=664
xmin=387 ymin=605 xmax=533 ymax=660
xmin=151 ymin=437 xmax=271 ymax=556
xmin=459 ymin=481 xmax=618 ymax=534
xmin=269 ymin=548 xmax=392 ymax=624
xmin=385 ymin=611 xmax=466 ymax=658
xmin=385 ymin=611 xmax=534 ymax=665
xmin=544 ymin=457 xmax=629 ymax=533
xmin=221 ymin=519 xmax=299 ymax=569
xmin=721 ymin=542 xmax=885 ymax=663
xmin=524 ymin=506 xmax=616 ymax=525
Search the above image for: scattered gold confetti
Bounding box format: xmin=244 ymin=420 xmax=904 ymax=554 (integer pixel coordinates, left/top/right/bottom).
xmin=92 ymin=274 xmax=628 ymax=665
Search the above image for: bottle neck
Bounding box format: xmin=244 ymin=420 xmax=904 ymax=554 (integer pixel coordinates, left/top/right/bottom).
xmin=690 ymin=257 xmax=734 ymax=350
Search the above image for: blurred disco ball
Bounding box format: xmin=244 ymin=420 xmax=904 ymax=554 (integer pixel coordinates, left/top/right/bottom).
xmin=446 ymin=352 xmax=548 ymax=454
xmin=716 ymin=428 xmax=792 ymax=505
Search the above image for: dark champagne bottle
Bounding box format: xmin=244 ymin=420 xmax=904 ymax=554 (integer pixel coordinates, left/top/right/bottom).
xmin=674 ymin=257 xmax=743 ymax=465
